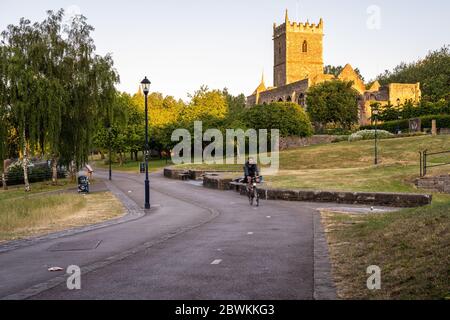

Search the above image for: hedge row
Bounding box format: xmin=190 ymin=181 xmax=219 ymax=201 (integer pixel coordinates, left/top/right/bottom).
xmin=361 ymin=115 xmax=450 ymax=133
xmin=0 ymin=165 xmax=67 ymax=187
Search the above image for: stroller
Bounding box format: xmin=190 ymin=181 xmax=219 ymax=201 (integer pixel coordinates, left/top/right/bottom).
xmin=78 ymin=175 xmax=90 ymax=194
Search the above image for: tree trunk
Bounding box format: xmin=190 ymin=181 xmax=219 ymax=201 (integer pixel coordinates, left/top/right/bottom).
xmin=130 ymin=151 xmax=134 ymax=161
xmin=69 ymin=160 xmax=77 ymax=182
xmin=22 ymin=128 xmax=31 ymax=192
xmin=51 ymin=155 xmax=58 ymax=186
xmin=100 ymin=151 xmax=105 ymax=160
xmin=134 ymin=151 xmax=138 ymax=162
xmin=2 ymin=172 xmax=7 ymax=190
xmin=119 ymin=152 xmax=123 ymax=166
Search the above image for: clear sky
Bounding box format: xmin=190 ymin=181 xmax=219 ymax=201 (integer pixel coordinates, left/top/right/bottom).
xmin=1 ymin=0 xmax=449 ymax=100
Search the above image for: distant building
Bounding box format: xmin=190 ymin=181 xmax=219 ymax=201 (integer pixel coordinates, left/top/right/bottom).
xmin=246 ymin=11 xmax=421 ymax=125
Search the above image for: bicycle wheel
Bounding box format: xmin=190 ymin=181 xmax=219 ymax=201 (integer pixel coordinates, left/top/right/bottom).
xmin=248 ymin=186 xmax=254 ymax=206
xmin=254 ymin=187 xmax=259 ymax=207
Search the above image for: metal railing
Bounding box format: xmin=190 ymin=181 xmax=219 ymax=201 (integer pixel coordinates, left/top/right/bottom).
xmin=420 ymin=149 xmax=450 ymax=177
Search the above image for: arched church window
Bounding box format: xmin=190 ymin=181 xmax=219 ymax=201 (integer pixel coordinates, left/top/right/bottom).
xmin=298 ymin=93 xmax=305 ymax=106
xmin=302 ymin=40 xmax=308 ymax=53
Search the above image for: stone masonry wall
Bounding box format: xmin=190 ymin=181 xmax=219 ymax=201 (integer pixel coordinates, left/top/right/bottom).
xmin=416 ymin=175 xmax=450 ymax=193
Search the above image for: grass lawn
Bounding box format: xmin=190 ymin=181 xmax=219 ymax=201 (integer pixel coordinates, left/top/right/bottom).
xmin=0 ymin=182 xmax=124 ymax=242
xmin=91 ymin=158 xmax=173 ymax=173
xmin=266 ymin=135 xmax=450 ymax=193
xmin=174 ymin=135 xmax=450 ymax=193
xmin=0 ymin=179 xmax=76 ymax=202
xmin=321 ymin=194 xmax=450 ymax=300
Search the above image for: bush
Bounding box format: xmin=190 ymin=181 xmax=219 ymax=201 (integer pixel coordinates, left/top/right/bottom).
xmin=361 ymin=114 xmax=450 ymax=133
xmin=244 ymin=102 xmax=313 ymax=137
xmin=349 ymin=130 xmax=394 ymax=142
xmin=2 ymin=161 xmax=66 ymax=187
xmin=377 ymin=100 xmax=450 ymax=122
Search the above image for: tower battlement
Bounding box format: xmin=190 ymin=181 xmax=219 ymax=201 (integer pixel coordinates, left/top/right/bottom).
xmin=273 ymin=10 xmax=324 ymax=87
xmin=273 ymin=11 xmax=323 ymax=38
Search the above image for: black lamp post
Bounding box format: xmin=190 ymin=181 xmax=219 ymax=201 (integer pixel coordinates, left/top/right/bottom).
xmin=141 ymin=76 xmax=151 ymax=210
xmin=396 ymin=99 xmax=402 ymax=135
xmin=371 ymin=103 xmax=380 ymax=165
xmin=108 ymin=126 xmax=112 ymax=181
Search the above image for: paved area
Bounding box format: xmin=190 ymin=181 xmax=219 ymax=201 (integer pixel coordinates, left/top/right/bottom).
xmin=0 ymin=170 xmax=395 ymax=300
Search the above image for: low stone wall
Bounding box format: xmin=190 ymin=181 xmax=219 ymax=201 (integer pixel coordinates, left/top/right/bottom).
xmin=279 ymin=135 xmax=337 ymax=151
xmin=164 ymin=167 xmax=240 ymax=181
xmin=224 ymin=182 xmax=432 ymax=208
xmin=416 ymin=175 xmax=450 ymax=193
xmin=203 ymin=175 xmax=234 ymax=190
xmin=163 ymin=168 xmax=191 ymax=180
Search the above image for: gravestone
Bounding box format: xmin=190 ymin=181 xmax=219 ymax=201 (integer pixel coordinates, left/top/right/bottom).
xmin=431 ymin=120 xmax=437 ymax=136
xmin=409 ymin=118 xmax=421 ymax=133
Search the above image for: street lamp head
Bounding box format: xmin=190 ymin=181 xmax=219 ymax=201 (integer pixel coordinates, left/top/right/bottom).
xmin=141 ymin=76 xmax=151 ymax=95
xmin=371 ymin=103 xmax=380 ymax=116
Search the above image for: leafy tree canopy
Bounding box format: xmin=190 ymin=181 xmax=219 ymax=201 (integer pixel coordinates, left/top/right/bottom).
xmin=306 ymin=80 xmax=360 ymax=130
xmin=376 ymin=46 xmax=450 ymax=102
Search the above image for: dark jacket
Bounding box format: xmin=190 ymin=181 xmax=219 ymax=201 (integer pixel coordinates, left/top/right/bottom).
xmin=244 ymin=162 xmax=259 ymax=178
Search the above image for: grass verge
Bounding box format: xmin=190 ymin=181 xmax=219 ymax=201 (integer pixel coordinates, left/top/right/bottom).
xmin=0 ymin=191 xmax=124 ymax=242
xmin=91 ymin=159 xmax=173 ymax=173
xmin=0 ymin=179 xmax=76 ymax=202
xmin=321 ymin=194 xmax=450 ymax=300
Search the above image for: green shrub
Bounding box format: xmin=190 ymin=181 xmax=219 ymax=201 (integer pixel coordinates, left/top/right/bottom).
xmin=349 ymin=130 xmax=394 ymax=142
xmin=377 ymin=100 xmax=450 ymax=122
xmin=3 ymin=162 xmax=66 ymax=186
xmin=361 ymin=114 xmax=450 ymax=133
xmin=244 ymin=102 xmax=313 ymax=137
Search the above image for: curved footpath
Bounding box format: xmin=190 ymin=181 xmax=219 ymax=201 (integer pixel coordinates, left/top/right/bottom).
xmin=0 ymin=170 xmax=397 ymax=300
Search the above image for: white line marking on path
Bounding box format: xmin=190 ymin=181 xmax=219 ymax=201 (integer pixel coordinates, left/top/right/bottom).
xmin=247 ymin=232 xmax=254 ymax=235
xmin=211 ymin=259 xmax=222 ymax=265
xmin=267 ymin=216 xmax=271 ymax=218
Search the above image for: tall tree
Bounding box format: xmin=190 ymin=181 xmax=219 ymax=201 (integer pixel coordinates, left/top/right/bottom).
xmin=376 ymin=46 xmax=450 ymax=102
xmin=306 ymin=80 xmax=360 ymax=130
xmin=0 ymin=10 xmax=119 ymax=189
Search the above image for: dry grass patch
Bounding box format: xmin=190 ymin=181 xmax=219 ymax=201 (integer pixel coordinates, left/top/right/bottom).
xmin=0 ymin=191 xmax=124 ymax=242
xmin=322 ymin=196 xmax=450 ymax=300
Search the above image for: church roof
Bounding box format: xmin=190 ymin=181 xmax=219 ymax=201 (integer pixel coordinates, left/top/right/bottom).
xmin=253 ymin=73 xmax=267 ymax=94
xmin=337 ymin=64 xmax=366 ymax=94
xmin=367 ymin=81 xmax=381 ymax=92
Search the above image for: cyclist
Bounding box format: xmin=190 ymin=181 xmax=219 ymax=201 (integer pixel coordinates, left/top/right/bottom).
xmin=244 ymin=157 xmax=260 ymax=185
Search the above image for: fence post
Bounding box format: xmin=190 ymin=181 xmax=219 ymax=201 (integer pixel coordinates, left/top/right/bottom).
xmin=423 ymin=150 xmax=427 ymax=177
xmin=419 ymin=151 xmax=423 ymax=177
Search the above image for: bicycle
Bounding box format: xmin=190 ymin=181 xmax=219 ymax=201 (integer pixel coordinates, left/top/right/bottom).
xmin=246 ymin=176 xmax=261 ymax=207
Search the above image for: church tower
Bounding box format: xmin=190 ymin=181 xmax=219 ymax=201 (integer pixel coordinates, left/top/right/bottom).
xmin=273 ymin=10 xmax=324 ymax=87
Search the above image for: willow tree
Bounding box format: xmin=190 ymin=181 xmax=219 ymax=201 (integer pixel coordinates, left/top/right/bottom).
xmin=0 ymin=18 xmax=44 ymax=191
xmin=0 ymin=45 xmax=7 ymax=189
xmin=57 ymin=14 xmax=118 ymax=181
xmin=0 ymin=10 xmax=119 ymax=189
